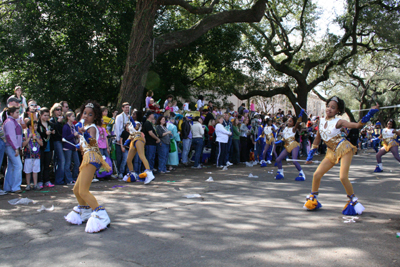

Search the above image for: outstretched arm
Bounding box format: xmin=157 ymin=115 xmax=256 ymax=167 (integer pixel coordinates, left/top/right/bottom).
xmin=337 ymin=105 xmax=380 ymax=129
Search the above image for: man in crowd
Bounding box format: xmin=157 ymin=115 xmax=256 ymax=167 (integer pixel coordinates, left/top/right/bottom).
xmin=181 ymin=114 xmax=192 ymax=166
xmin=142 ymin=111 xmax=160 ymax=171
xmin=114 ymin=102 xmax=131 ymax=178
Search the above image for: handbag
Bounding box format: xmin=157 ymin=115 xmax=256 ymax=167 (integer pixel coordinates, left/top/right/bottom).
xmin=170 ymin=139 xmax=176 ymax=153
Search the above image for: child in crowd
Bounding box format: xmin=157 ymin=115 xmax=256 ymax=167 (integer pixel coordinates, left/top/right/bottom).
xmin=145 ymin=91 xmax=154 ymax=109
xmin=101 ymin=106 xmax=111 ymax=130
xmin=3 ymin=106 xmax=23 ymax=193
xmin=62 ymin=111 xmax=80 ymax=185
xmin=183 ymin=99 xmax=190 ymax=111
xmin=23 ymin=119 xmax=43 ymax=190
xmin=172 ymin=100 xmax=179 ymax=113
xmin=148 ymin=98 xmax=160 ymax=113
xmin=165 ymin=101 xmax=173 ymax=112
xmin=98 ymin=123 xmax=110 ymax=158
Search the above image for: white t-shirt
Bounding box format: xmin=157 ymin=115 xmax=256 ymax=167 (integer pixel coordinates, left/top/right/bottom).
xmin=183 ymin=103 xmax=190 ymax=111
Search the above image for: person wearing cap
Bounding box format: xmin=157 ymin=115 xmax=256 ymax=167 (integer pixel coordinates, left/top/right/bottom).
xmin=114 ymin=102 xmax=131 ymax=179
xmin=181 ymin=114 xmax=193 ymax=166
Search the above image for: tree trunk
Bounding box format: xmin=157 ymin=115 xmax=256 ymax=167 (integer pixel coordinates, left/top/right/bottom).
xmin=117 ymin=0 xmax=159 ymax=110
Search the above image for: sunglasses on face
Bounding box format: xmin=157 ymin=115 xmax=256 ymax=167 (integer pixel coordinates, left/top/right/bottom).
xmin=55 ymin=109 xmax=61 ymax=111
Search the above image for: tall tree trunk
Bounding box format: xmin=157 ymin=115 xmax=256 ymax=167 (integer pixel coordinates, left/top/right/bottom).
xmin=117 ymin=0 xmax=159 ymax=110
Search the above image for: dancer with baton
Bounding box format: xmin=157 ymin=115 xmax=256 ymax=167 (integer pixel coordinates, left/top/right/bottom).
xmin=304 ymin=96 xmax=379 ymax=215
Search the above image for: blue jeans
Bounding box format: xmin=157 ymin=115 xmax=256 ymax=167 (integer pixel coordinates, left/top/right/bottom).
xmin=145 ymin=145 xmax=157 ymax=171
xmin=192 ymin=138 xmax=203 ymax=167
xmin=4 ymin=145 xmax=22 ymax=192
xmin=0 ymin=139 xmax=5 ymax=173
xmin=99 ymin=148 xmax=110 ymax=158
xmin=157 ymin=142 xmax=169 ymax=172
xmin=119 ymin=149 xmax=129 ymax=175
xmin=232 ymin=139 xmax=240 ymax=164
xmin=64 ymin=149 xmax=80 ymax=183
xmin=134 ymin=153 xmax=142 ymax=173
xmin=182 ymin=139 xmax=192 ymax=164
xmin=53 ymin=141 xmax=65 ymax=185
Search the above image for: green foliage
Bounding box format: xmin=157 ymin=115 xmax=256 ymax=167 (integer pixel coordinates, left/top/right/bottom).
xmin=0 ymin=0 xmax=135 ymax=109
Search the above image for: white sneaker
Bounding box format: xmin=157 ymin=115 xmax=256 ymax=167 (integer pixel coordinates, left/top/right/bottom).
xmin=0 ymin=189 xmax=7 ymax=196
xmin=226 ymin=161 xmax=233 ymax=166
xmin=266 ymin=160 xmax=272 ymax=164
xmin=111 ymin=174 xmax=118 ymax=179
xmin=118 ymin=174 xmax=123 ymax=179
xmin=92 ymin=178 xmax=99 ymax=183
xmin=144 ymin=170 xmax=155 ymax=185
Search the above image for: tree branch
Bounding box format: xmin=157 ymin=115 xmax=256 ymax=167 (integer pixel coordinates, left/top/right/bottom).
xmin=162 ymin=0 xmax=220 ymax=15
xmin=156 ymin=0 xmax=267 ymax=55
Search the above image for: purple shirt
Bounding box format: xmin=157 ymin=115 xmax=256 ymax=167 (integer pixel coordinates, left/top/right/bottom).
xmin=3 ymin=116 xmax=22 ymax=150
xmin=62 ymin=123 xmax=77 ymax=150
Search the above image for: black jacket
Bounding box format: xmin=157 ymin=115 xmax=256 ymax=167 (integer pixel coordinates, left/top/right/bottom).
xmin=181 ymin=119 xmax=191 ymax=139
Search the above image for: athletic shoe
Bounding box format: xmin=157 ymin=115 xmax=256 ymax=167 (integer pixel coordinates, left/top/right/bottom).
xmin=260 ymin=162 xmax=267 ymax=167
xmin=67 ymin=181 xmax=76 ymax=185
xmin=0 ymin=189 xmax=7 ymax=196
xmin=33 ymin=185 xmax=40 ymax=190
xmin=266 ymin=160 xmax=272 ymax=164
xmin=144 ymin=170 xmax=155 ymax=185
xmin=92 ymin=178 xmax=99 ymax=183
xmin=275 ymin=171 xmax=284 ymax=180
xmin=118 ymin=174 xmax=123 ymax=179
xmin=12 ymin=190 xmax=22 ymax=194
xmin=191 ymin=165 xmax=202 ymax=169
xmin=374 ymin=165 xmax=383 ymax=172
xmin=226 ymin=161 xmax=233 ymax=166
xmin=44 ymin=181 xmax=55 ymax=188
xmin=26 ymin=185 xmax=31 ymax=191
xmin=37 ymin=182 xmax=44 ymax=189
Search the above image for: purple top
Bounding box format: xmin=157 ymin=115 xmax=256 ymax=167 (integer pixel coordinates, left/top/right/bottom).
xmin=62 ymin=123 xmax=77 ymax=150
xmin=145 ymin=97 xmax=152 ymax=109
xmin=3 ymin=116 xmax=22 ymax=150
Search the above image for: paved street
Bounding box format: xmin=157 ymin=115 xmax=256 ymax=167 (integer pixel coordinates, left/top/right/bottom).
xmin=1 ymin=149 xmax=399 ymax=267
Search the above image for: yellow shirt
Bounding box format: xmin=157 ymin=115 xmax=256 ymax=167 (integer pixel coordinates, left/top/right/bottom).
xmin=102 ymin=116 xmax=111 ymax=129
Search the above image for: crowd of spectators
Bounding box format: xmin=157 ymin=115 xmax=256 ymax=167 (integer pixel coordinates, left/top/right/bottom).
xmin=0 ymin=87 xmax=384 ymax=195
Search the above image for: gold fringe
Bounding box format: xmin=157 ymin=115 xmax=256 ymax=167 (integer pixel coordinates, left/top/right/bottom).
xmin=266 ymin=137 xmax=275 ymax=145
xmin=383 ymin=140 xmax=398 ymax=152
xmin=79 ymin=151 xmax=112 ymax=172
xmin=284 ymin=141 xmax=299 ymax=153
xmin=325 ymin=140 xmax=357 ymax=164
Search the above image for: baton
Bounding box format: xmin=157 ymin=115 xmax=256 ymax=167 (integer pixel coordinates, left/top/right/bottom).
xmin=287 ymin=159 xmax=320 ymax=164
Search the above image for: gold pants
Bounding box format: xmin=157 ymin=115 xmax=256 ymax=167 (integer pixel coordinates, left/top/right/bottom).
xmin=127 ymin=140 xmax=150 ymax=171
xmin=311 ymin=152 xmax=354 ymax=196
xmin=73 ymin=164 xmax=99 ymax=209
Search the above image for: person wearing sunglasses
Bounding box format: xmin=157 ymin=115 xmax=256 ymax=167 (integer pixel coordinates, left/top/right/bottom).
xmin=50 ymin=103 xmax=66 ymax=185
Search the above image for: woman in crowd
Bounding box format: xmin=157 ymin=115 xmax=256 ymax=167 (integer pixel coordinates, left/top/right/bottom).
xmin=2 ymin=107 xmax=23 ymax=193
xmin=155 ymin=116 xmax=171 ymax=174
xmin=50 ymin=103 xmax=65 ymax=185
xmin=240 ymin=117 xmax=250 ymax=163
xmin=13 ymin=86 xmax=27 ymax=115
xmin=167 ymin=116 xmax=180 ymax=169
xmin=231 ymin=117 xmax=241 ymax=165
xmin=215 ymin=115 xmax=232 ymax=168
xmin=37 ymin=107 xmax=55 ymax=189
